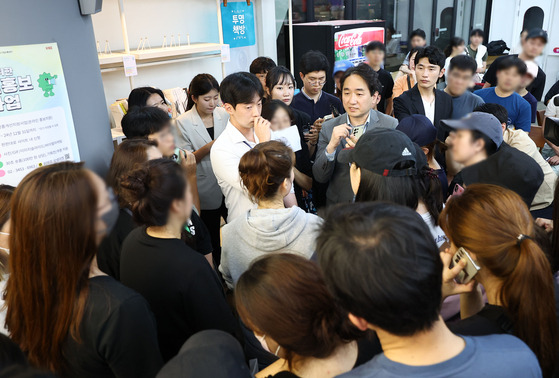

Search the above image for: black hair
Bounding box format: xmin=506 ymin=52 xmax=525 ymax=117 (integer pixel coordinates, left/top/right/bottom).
xmin=127 ymin=87 xmax=167 ymax=111
xmin=121 ymin=107 xmax=171 ymax=139
xmin=355 ymin=147 xmax=443 ymax=225
xmin=299 ymin=50 xmax=330 ymax=76
xmin=261 ymin=99 xmax=294 ymax=124
xmin=186 ymin=74 xmax=220 ymax=111
xmin=448 ymin=54 xmax=477 ymax=75
xmin=249 ymin=56 xmax=277 ymax=75
xmin=365 ymin=41 xmax=386 ymax=53
xmin=414 ymin=46 xmax=446 ymax=70
xmin=265 ymin=66 xmax=296 ymax=93
xmin=340 ymin=63 xmax=382 ymax=96
xmin=474 ymin=103 xmax=509 ymax=125
xmin=471 ymin=129 xmax=498 ymax=156
xmin=220 ymin=72 xmax=264 ymax=108
xmin=316 ymin=202 xmax=443 ymax=336
xmin=409 ymin=28 xmax=426 ymax=41
xmin=120 ymin=158 xmax=187 ymax=227
xmin=470 ymin=28 xmax=484 ymax=38
xmin=496 ymin=56 xmax=527 ymax=75
xmin=444 ymin=37 xmax=465 ymax=57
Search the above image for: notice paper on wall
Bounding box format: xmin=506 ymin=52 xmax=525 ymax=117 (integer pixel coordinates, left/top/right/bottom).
xmin=122 ymin=55 xmax=138 ymax=77
xmin=271 ymin=126 xmax=302 ymax=152
xmin=0 ymin=42 xmax=80 ymax=186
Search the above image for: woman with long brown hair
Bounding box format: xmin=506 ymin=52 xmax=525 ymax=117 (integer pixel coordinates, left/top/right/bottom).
xmin=440 ymin=184 xmax=558 ymax=376
xmin=236 ymin=253 xmax=363 ymax=378
xmin=0 ymin=185 xmax=14 ymax=336
xmin=6 ymin=162 xmax=163 ymax=377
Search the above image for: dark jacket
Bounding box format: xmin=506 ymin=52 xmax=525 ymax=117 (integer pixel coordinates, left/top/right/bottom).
xmin=393 ymin=84 xmax=453 ymax=142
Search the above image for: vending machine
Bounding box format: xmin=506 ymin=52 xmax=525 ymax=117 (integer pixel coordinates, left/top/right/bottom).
xmin=289 ymin=20 xmax=385 ymax=94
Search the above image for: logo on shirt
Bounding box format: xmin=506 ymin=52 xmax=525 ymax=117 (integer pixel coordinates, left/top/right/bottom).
xmin=402 ymin=148 xmax=412 ymax=156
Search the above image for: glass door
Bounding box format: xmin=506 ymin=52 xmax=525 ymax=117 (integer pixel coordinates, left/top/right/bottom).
xmin=432 ymin=0 xmax=455 ymax=51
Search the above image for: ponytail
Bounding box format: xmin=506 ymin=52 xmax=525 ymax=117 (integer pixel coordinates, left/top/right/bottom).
xmin=500 ymin=238 xmax=557 ymax=376
xmin=440 ymin=184 xmax=559 ymax=376
xmin=238 ymin=141 xmax=294 ymax=204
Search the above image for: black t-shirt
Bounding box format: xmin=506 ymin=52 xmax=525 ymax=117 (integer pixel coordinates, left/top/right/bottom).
xmin=207 ymin=126 xmax=215 ymax=140
xmin=374 ymin=68 xmax=394 ymax=114
xmin=183 ymin=210 xmax=213 ymax=256
xmin=120 ymin=226 xmax=240 ymax=362
xmin=97 ymin=209 xmax=135 ymax=280
xmin=61 ymin=276 xmax=163 ymax=378
xmin=483 ymin=54 xmax=546 ymax=101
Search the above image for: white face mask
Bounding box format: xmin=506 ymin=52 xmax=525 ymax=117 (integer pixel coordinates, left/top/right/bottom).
xmin=254 ymin=333 xmax=280 ymax=356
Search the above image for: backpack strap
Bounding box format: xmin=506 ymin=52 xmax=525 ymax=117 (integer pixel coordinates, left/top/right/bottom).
xmin=477 ymin=305 xmax=515 ymax=334
xmin=406 ymin=74 xmax=412 ymax=91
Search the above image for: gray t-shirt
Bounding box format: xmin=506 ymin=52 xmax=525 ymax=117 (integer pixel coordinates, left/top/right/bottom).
xmin=450 ymin=90 xmax=485 ymax=120
xmin=337 ymin=335 xmax=541 ymax=378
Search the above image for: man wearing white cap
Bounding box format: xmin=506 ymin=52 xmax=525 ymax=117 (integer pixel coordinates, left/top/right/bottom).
xmin=517 ymin=60 xmax=539 ymax=123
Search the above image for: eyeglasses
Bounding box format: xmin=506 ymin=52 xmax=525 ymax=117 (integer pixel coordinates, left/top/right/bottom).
xmin=306 ymin=78 xmax=326 ymax=86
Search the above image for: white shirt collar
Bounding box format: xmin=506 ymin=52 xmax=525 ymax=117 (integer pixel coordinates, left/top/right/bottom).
xmin=225 ymin=120 xmax=259 ymax=145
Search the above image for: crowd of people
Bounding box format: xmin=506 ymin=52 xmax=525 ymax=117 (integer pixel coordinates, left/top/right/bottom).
xmin=1 ymin=25 xmax=559 ymax=378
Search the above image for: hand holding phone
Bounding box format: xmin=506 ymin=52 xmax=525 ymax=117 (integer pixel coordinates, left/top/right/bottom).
xmin=440 ymin=248 xmax=477 ymax=299
xmin=451 ymin=247 xmax=480 ymax=284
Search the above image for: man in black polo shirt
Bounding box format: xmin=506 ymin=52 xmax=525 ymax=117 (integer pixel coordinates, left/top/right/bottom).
xmin=483 ymin=28 xmax=547 ymax=101
xmin=365 ymin=41 xmax=394 ymax=115
xmin=443 ymin=112 xmax=544 ymax=206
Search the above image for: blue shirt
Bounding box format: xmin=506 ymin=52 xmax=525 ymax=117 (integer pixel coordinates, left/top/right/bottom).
xmin=291 ymin=89 xmax=344 ymax=124
xmin=338 ymin=334 xmax=541 ymax=378
xmin=450 ymin=91 xmax=485 ymax=119
xmin=474 ymin=87 xmax=532 ymax=132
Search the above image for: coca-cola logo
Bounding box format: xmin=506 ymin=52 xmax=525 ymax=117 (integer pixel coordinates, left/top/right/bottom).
xmin=337 ymin=32 xmax=364 ymax=49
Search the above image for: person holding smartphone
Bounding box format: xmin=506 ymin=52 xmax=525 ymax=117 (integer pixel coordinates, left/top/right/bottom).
xmin=440 ymin=184 xmax=558 ymax=377
xmin=313 ymin=64 xmax=397 ymax=205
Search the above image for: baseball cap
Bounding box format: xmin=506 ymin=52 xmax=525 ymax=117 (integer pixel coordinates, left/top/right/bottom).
xmin=525 ymin=28 xmax=548 ymax=43
xmin=338 ymin=128 xmax=417 ymax=177
xmin=525 ymin=60 xmax=539 ymax=78
xmin=440 ymin=112 xmax=503 ymax=148
xmin=396 ymin=114 xmax=437 ymax=147
xmin=157 ymin=330 xmax=252 ymax=378
xmin=333 ymin=60 xmax=353 ymax=77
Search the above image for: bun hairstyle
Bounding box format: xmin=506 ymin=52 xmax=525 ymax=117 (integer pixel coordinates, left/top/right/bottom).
xmin=120 ymin=159 xmax=187 ymax=226
xmin=106 ymin=138 xmax=159 ymax=208
xmin=239 ymin=140 xmax=294 ymax=204
xmin=440 ymin=184 xmax=558 ymax=376
xmin=235 ymin=254 xmax=362 ymax=369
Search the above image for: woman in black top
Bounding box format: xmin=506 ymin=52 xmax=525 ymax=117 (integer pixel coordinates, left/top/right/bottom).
xmin=6 ymin=162 xmax=162 ymax=377
xmin=120 ymin=159 xmax=239 ymax=362
xmin=440 ymin=184 xmax=558 ymax=377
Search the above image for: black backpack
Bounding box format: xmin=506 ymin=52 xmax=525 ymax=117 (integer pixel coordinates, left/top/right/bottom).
xmin=487 ymin=40 xmax=510 ymax=55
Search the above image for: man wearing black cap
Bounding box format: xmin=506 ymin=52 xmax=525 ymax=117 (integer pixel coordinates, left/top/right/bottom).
xmin=442 ymin=112 xmax=544 ymax=206
xmin=483 ymin=28 xmax=547 ymax=101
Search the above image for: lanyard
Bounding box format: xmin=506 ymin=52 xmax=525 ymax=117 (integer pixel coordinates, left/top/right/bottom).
xmin=243 ymin=141 xmax=253 ymax=149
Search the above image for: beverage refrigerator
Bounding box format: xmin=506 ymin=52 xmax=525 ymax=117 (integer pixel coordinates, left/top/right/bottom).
xmin=287 ymin=20 xmax=385 ymax=94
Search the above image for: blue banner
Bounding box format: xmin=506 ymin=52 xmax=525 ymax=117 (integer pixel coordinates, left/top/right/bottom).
xmin=221 ymin=1 xmax=256 ymax=48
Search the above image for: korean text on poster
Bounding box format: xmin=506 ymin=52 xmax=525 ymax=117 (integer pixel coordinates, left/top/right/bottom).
xmin=0 ymin=43 xmax=80 ymax=186
xmin=221 ymin=1 xmax=256 ymax=48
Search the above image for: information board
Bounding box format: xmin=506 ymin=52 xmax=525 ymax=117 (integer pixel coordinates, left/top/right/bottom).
xmin=221 ymin=1 xmax=256 ymax=48
xmin=0 ymin=42 xmax=79 ymax=186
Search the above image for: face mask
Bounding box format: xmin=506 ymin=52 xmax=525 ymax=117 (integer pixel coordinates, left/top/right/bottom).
xmin=254 ymin=333 xmax=280 ymax=356
xmin=100 ymin=188 xmax=119 ymax=235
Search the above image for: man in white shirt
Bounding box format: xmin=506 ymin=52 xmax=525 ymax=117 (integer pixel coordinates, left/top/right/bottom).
xmin=210 ymin=72 xmax=271 ymax=222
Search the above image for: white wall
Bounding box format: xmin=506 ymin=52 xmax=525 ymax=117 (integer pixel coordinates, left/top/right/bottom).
xmin=93 ymin=0 xmax=276 ymax=110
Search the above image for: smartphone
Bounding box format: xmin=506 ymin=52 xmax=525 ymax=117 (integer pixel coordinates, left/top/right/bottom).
xmin=323 ymin=114 xmax=334 ymax=121
xmin=352 ymin=125 xmax=366 ymax=140
xmin=451 ymin=184 xmax=465 ymax=198
xmin=171 ymin=147 xmax=182 ymax=163
xmin=451 ymin=247 xmax=481 ymax=284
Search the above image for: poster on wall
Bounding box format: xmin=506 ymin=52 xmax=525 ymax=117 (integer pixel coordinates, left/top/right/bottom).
xmin=221 ymin=0 xmax=258 ymax=75
xmin=0 ymin=42 xmax=79 ymax=186
xmin=334 ymin=27 xmax=385 ymax=65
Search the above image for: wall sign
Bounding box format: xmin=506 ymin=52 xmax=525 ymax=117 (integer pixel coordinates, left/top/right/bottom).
xmin=0 ymin=42 xmax=79 ymax=186
xmin=221 ymin=1 xmax=256 ymax=48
